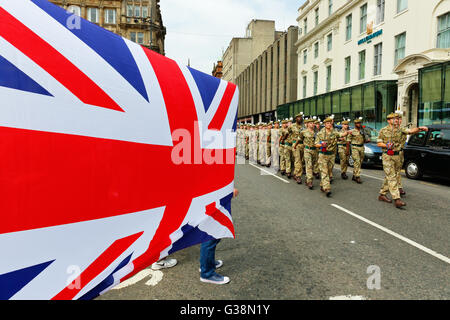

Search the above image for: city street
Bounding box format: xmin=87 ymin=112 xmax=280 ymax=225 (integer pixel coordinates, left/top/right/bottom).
xmin=99 ymin=159 xmax=450 ymax=300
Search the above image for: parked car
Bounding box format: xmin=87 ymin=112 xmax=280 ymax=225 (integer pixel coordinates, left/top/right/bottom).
xmin=334 ymin=125 xmax=383 ymax=167
xmin=403 ymin=124 xmax=450 ymax=180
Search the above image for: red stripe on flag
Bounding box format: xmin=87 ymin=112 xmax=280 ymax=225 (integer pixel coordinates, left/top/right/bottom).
xmin=206 ymin=203 xmax=235 ymax=238
xmin=0 ymin=8 xmax=124 ymax=112
xmin=52 ymin=232 xmax=143 ymax=300
xmin=208 ymin=82 xmax=236 ymax=131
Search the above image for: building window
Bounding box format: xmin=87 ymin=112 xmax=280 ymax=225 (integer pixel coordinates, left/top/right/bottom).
xmin=376 ymin=0 xmax=385 ymax=24
xmin=303 ymin=76 xmax=307 ymax=98
xmin=142 ymin=6 xmax=148 ymax=18
xmin=345 ymin=56 xmax=351 ymax=84
xmin=360 ymin=4 xmax=367 ymax=34
xmin=130 ymin=32 xmax=137 ymax=43
xmin=313 ymin=71 xmax=318 ymax=95
xmin=314 ymin=42 xmax=319 ymax=58
xmin=137 ymin=32 xmax=144 ymax=44
xmin=327 ymin=33 xmax=333 ymax=51
xmin=397 ymin=0 xmax=408 ymax=13
xmin=304 ymin=18 xmax=308 ymax=35
xmin=437 ymin=12 xmax=450 ymax=49
xmin=346 ymin=14 xmax=352 ymax=41
xmin=359 ymin=50 xmax=366 ymax=80
xmin=134 ymin=6 xmax=141 ymax=17
xmin=87 ymin=8 xmax=99 ymax=23
xmin=104 ymin=9 xmax=116 ymax=24
xmin=395 ymin=32 xmax=406 ymax=65
xmin=329 ymin=0 xmax=333 ymax=16
xmin=303 ymin=49 xmax=308 ymax=65
xmin=315 ymin=8 xmax=319 ymax=27
xmin=67 ymin=5 xmax=81 ymax=16
xmin=374 ymin=43 xmax=383 ymax=76
xmin=326 ymin=65 xmax=332 ymax=92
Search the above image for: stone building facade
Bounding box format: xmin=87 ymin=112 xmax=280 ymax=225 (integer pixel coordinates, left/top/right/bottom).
xmin=49 ymin=0 xmax=166 ymax=55
xmin=235 ymin=26 xmax=299 ymax=123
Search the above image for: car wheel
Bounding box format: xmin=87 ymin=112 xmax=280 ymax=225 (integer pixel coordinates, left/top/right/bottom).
xmin=405 ymin=160 xmax=423 ymax=180
xmin=348 ymin=155 xmax=354 ymax=167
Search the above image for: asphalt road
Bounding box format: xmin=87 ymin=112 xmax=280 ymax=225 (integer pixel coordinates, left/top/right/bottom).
xmin=99 ymin=159 xmax=449 ymax=300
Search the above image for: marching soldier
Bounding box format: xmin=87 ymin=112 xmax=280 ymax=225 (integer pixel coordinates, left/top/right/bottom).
xmin=279 ymin=120 xmax=289 ymax=176
xmin=265 ymin=122 xmax=273 ymax=167
xmin=245 ymin=124 xmax=250 ymax=160
xmin=284 ymin=119 xmax=295 ymax=179
xmin=377 ymin=113 xmax=428 ymax=208
xmin=395 ymin=112 xmax=408 ymax=196
xmin=313 ymin=117 xmax=320 ymax=179
xmin=271 ymin=121 xmax=281 ymax=172
xmin=315 ymin=117 xmax=349 ymax=197
xmin=297 ymin=118 xmax=317 ymax=190
xmin=348 ymin=117 xmax=371 ymax=184
xmin=338 ymin=119 xmax=351 ymax=180
xmin=291 ymin=113 xmax=305 ymax=184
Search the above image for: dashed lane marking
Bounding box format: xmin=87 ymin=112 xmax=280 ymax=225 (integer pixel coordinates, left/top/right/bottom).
xmin=331 ymin=204 xmax=450 ymax=265
xmin=249 ymin=163 xmax=290 ymax=184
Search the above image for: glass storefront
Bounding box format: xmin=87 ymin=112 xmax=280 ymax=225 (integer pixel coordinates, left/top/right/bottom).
xmin=419 ymin=61 xmax=450 ymax=126
xmin=276 ymin=80 xmax=397 ymax=129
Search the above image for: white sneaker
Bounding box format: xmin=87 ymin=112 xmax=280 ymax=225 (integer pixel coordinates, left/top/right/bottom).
xmin=199 ymin=260 xmax=223 ymax=272
xmin=151 ymin=258 xmax=177 ymax=270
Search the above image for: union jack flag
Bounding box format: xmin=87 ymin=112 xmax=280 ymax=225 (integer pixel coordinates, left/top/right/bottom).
xmin=0 ymin=0 xmax=238 ymax=300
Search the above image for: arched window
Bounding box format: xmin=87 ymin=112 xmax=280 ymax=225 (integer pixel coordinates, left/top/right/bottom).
xmin=67 ymin=5 xmax=81 ymax=16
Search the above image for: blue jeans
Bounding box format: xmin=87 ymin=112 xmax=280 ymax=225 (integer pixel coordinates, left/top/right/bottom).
xmin=200 ymin=239 xmax=221 ymax=279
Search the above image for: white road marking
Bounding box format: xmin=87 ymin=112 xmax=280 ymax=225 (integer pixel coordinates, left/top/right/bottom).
xmin=336 ymin=167 xmax=385 ymax=181
xmin=331 ymin=204 xmax=450 ymax=265
xmin=112 ymin=269 xmax=164 ymax=289
xmin=329 ymin=295 xmax=367 ymax=300
xmin=249 ymin=163 xmax=290 ymax=184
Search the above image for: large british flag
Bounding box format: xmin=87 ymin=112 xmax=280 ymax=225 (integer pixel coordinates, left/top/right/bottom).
xmin=0 ymin=0 xmax=238 ymax=300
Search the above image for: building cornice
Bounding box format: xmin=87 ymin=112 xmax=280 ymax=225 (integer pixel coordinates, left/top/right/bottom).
xmin=295 ymin=0 xmax=361 ymax=51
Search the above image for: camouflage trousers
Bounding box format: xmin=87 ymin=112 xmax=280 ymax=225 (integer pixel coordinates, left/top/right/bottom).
xmin=304 ymin=148 xmax=316 ymax=183
xmin=352 ymin=146 xmax=365 ymax=177
xmin=266 ymin=143 xmax=271 ymax=166
xmin=380 ymin=153 xmax=402 ymax=200
xmin=283 ymin=145 xmax=293 ymax=174
xmin=292 ymin=144 xmax=304 ymax=178
xmin=245 ymin=142 xmax=249 ymax=158
xmin=338 ymin=145 xmax=350 ymax=174
xmin=313 ymin=149 xmax=319 ymax=175
xmin=280 ymin=145 xmax=286 ymax=171
xmin=271 ymin=143 xmax=280 ymax=171
xmin=318 ymin=153 xmax=335 ymax=191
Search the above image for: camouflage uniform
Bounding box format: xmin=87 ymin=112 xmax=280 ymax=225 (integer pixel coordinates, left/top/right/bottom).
xmin=348 ymin=125 xmax=369 ymax=179
xmin=299 ymin=126 xmax=316 ymax=185
xmin=266 ymin=126 xmax=272 ymax=166
xmin=245 ymin=126 xmax=250 ymax=159
xmin=271 ymin=125 xmax=280 ymax=171
xmin=279 ymin=125 xmax=288 ymax=173
xmin=378 ymin=124 xmax=403 ymax=200
xmin=291 ymin=122 xmax=304 ymax=179
xmin=338 ymin=127 xmax=351 ymax=176
xmin=313 ymin=122 xmax=320 ymax=176
xmin=284 ymin=125 xmax=294 ymax=176
xmin=315 ymin=127 xmax=341 ymax=192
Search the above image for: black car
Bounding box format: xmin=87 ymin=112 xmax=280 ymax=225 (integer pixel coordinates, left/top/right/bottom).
xmin=404 ymin=124 xmax=450 ymax=180
xmin=334 ymin=125 xmax=383 ymax=167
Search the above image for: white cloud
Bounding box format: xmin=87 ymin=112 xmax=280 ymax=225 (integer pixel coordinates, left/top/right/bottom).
xmin=160 ymin=0 xmax=306 ymax=75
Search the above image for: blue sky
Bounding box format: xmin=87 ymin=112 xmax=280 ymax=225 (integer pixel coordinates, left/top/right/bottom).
xmin=160 ymin=0 xmax=307 ymax=74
